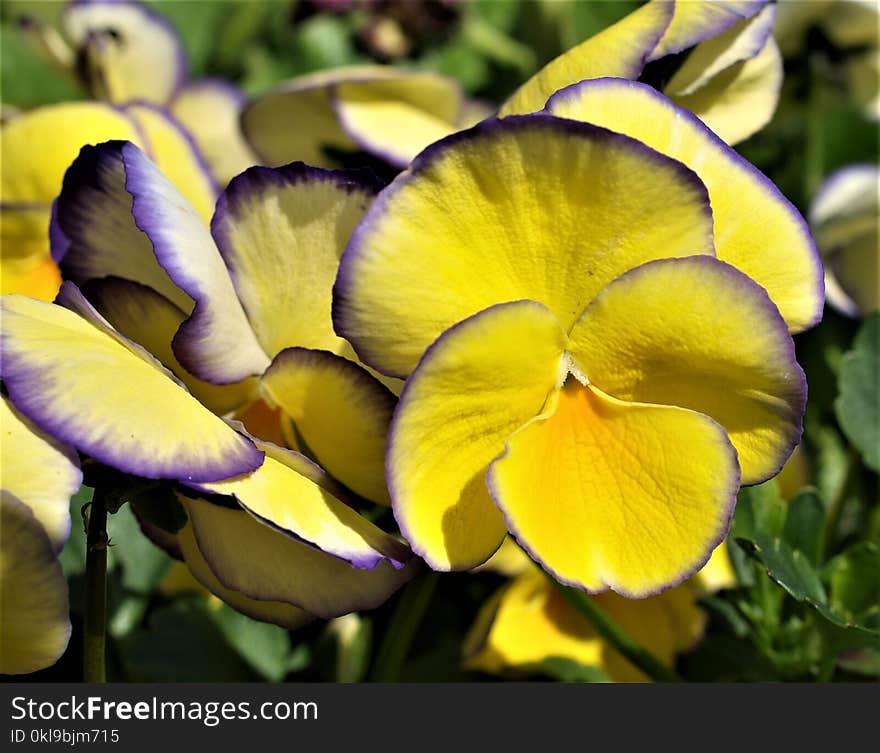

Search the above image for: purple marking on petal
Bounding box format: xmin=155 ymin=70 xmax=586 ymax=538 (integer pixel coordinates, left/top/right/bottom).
xmin=210 ymin=161 xmax=382 ymax=309
xmin=48 ymin=198 xmax=71 ymax=264
xmin=333 ymin=112 xmax=714 ymax=378
xmin=647 ymin=0 xmax=768 ymax=61
xmin=123 ymin=100 xmax=219 ymax=197
xmin=545 ymin=77 xmax=825 ymax=329
xmin=0 ymin=283 xmax=264 ymax=483
xmin=384 ymin=299 xmax=552 ymax=571
xmin=484 ymin=376 xmax=742 ymax=599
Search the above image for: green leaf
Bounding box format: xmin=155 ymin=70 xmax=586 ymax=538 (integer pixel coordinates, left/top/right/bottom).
xmin=0 ymin=20 xmax=83 ymax=107
xmin=123 ymin=599 xmax=255 ymax=681
xmin=836 ymin=313 xmax=880 ymax=471
xmin=826 ymin=542 xmax=880 ymax=624
xmin=731 ymin=479 xmax=787 ymax=541
xmin=736 ymin=533 xmax=880 ymax=648
xmin=782 ymin=488 xmax=826 ymax=565
xmin=211 ymin=604 xmax=295 ymax=682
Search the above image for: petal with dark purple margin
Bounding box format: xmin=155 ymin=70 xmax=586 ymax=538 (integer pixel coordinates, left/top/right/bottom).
xmin=487 ymin=382 xmax=740 ymax=598
xmin=545 ymin=78 xmax=823 ymax=332
xmin=0 ymin=286 xmax=263 ymax=483
xmin=261 ymin=347 xmax=396 ymax=506
xmin=499 ymin=0 xmax=674 ymax=116
xmin=190 ymin=437 xmax=411 ymax=571
xmin=211 ymin=162 xmax=379 ymax=361
xmin=567 ymin=257 xmax=807 ymax=485
xmin=119 ymin=141 xmax=270 ymax=383
xmin=55 ymin=141 xmax=192 ymax=311
xmin=177 ymin=514 xmax=313 ymax=629
xmin=183 ymin=497 xmax=417 ymax=619
xmin=334 ymin=113 xmax=714 ymax=378
xmin=647 ymin=0 xmax=766 ymax=61
xmin=387 ymin=300 xmax=568 ymax=571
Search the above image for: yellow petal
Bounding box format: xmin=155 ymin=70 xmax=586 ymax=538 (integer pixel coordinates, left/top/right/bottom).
xmin=499 ymin=0 xmax=674 ymax=116
xmin=473 ymin=537 xmax=532 ymax=577
xmin=195 ymin=438 xmax=411 ymax=571
xmin=464 ymin=569 xmax=705 ymax=682
xmin=488 ymin=381 xmax=739 ymax=596
xmin=669 ymin=35 xmax=783 ymax=146
xmin=1 ymin=254 xmax=62 ymax=301
xmin=62 ymin=0 xmax=186 ymax=105
xmin=212 ymin=163 xmax=377 ymax=360
xmin=0 ymin=102 xmax=141 ymax=262
xmin=1 ymin=396 xmax=81 ymax=551
xmin=183 ymin=497 xmax=415 ymax=619
xmin=546 ymin=78 xmax=822 ymax=332
xmin=691 ymin=542 xmax=737 ymax=595
xmin=242 ymin=65 xmax=462 ymax=168
xmin=83 ymin=277 xmax=257 ymax=416
xmin=649 ymin=0 xmax=766 ymax=60
xmin=333 ymin=73 xmax=463 ymax=167
xmin=567 ymin=257 xmax=806 ymax=485
xmin=170 ymin=81 xmax=256 ymax=187
xmin=0 ymin=493 xmax=71 ymax=674
xmin=124 ymin=103 xmax=217 ymax=222
xmin=388 ymin=300 xmax=568 ymax=570
xmin=0 ymin=287 xmax=263 ymax=482
xmin=261 ymin=348 xmax=395 ymax=505
xmin=177 ymin=517 xmax=313 ymax=629
xmin=335 ymin=114 xmax=713 ymax=378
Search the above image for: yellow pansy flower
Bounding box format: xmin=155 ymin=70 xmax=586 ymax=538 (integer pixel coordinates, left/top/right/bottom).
xmin=334 ymin=95 xmax=817 ymax=594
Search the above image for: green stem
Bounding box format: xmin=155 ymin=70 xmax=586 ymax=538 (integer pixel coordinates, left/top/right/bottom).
xmin=369 ymin=571 xmax=439 ymax=682
xmin=548 ymin=574 xmax=683 ymax=683
xmin=83 ymin=489 xmax=109 ymax=683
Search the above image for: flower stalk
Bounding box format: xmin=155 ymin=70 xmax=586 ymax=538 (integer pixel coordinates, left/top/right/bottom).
xmin=548 ymin=573 xmax=683 ymax=683
xmin=83 ymin=489 xmax=109 ymax=683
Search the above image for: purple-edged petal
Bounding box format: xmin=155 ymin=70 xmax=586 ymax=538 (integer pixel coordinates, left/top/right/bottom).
xmin=330 ymin=72 xmax=464 ymax=168
xmin=83 ymin=277 xmax=257 ymax=415
xmin=118 ymin=140 xmax=270 ymax=383
xmin=1 ymin=396 xmax=81 ymax=552
xmin=499 ymin=0 xmax=674 ymax=115
xmin=177 ymin=514 xmax=312 ymax=629
xmin=191 ymin=438 xmax=411 ymax=571
xmin=182 ymin=496 xmax=416 ymax=619
xmin=647 ymin=0 xmax=767 ymax=61
xmin=0 ymin=493 xmax=71 ymax=674
xmin=0 ymin=287 xmax=263 ymax=483
xmin=211 ymin=162 xmax=378 ymax=361
xmin=170 ymin=79 xmax=256 ymax=186
xmin=334 ymin=113 xmax=714 ymax=378
xmin=487 ymin=381 xmax=740 ymax=598
xmin=261 ymin=348 xmax=396 ymax=505
xmin=567 ymin=257 xmax=807 ymax=485
xmin=63 ymin=0 xmax=188 ymax=105
xmin=546 ymin=78 xmax=823 ymax=332
xmin=388 ymin=301 xmax=568 ymax=571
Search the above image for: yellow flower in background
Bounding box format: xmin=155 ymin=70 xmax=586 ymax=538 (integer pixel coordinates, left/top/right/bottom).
xmin=501 ymin=0 xmax=781 ymax=145
xmin=809 ymin=165 xmax=879 ymax=317
xmin=334 ymin=99 xmax=815 ymax=594
xmin=0 ymin=99 xmax=216 ymax=301
xmin=18 ymin=0 xmax=255 ymax=185
xmin=242 ymin=65 xmax=477 ymax=170
xmin=465 ymin=543 xmax=736 ymax=682
xmin=0 ymin=396 xmax=82 ymax=674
